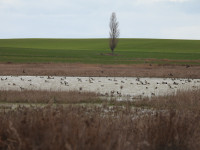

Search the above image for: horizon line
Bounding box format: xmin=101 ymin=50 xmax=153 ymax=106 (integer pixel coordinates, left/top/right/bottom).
xmin=0 ymin=38 xmax=200 ymax=41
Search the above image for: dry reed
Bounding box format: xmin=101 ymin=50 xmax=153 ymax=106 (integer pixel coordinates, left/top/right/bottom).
xmin=0 ymin=90 xmax=200 ymax=150
xmin=0 ymin=90 xmax=102 ymax=104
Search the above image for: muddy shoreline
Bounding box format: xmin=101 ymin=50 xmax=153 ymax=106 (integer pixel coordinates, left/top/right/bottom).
xmin=0 ymin=63 xmax=200 ymax=78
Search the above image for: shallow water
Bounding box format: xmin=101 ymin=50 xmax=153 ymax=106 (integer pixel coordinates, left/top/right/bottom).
xmin=0 ymin=76 xmax=199 ymax=100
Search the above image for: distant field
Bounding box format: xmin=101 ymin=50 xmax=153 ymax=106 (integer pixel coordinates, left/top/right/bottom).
xmin=0 ymin=38 xmax=199 ymax=64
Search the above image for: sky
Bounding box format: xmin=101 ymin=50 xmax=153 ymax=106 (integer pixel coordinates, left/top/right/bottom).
xmin=0 ymin=0 xmax=200 ymax=39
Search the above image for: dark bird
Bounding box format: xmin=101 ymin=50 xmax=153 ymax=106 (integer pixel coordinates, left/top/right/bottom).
xmin=20 ymin=87 xmax=24 ymax=91
xmin=77 ymin=78 xmax=82 ymax=82
xmin=173 ymin=82 xmax=178 ymax=85
xmin=136 ymin=77 xmax=140 ymax=81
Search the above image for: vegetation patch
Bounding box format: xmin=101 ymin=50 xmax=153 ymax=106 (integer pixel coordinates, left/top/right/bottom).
xmin=0 ymin=90 xmax=102 ymax=104
xmin=0 ymin=38 xmax=199 ymax=64
xmin=0 ymin=90 xmax=200 ymax=149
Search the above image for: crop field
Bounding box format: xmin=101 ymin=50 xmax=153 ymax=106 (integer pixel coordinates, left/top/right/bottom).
xmin=0 ymin=38 xmax=200 ymax=64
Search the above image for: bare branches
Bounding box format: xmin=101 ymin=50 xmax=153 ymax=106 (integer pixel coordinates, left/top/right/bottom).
xmin=109 ymin=12 xmax=120 ymax=55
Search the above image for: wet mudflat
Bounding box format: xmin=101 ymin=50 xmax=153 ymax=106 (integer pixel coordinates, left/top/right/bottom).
xmin=0 ymin=76 xmax=199 ymax=100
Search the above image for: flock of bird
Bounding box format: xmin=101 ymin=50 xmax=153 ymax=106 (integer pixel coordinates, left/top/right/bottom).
xmin=0 ymin=76 xmax=200 ymax=100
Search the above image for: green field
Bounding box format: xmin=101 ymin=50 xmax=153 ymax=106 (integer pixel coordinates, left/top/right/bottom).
xmin=0 ymin=38 xmax=199 ymax=64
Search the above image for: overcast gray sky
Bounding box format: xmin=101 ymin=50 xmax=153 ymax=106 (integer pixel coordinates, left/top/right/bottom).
xmin=0 ymin=0 xmax=200 ymax=39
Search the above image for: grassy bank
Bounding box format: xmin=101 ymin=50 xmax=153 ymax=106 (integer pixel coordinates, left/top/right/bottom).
xmin=0 ymin=90 xmax=103 ymax=104
xmin=0 ymin=38 xmax=199 ymax=64
xmin=0 ymin=90 xmax=199 ymax=108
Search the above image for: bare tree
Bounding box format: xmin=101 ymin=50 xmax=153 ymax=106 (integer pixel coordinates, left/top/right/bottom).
xmin=109 ymin=12 xmax=120 ymax=55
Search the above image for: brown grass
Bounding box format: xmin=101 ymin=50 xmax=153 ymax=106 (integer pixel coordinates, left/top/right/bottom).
xmin=0 ymin=63 xmax=200 ymax=78
xmin=132 ymin=89 xmax=200 ymax=111
xmin=0 ymin=90 xmax=102 ymax=104
xmin=1 ymin=89 xmax=200 ymax=110
xmin=0 ymin=105 xmax=200 ymax=150
xmin=0 ymin=90 xmax=200 ymax=150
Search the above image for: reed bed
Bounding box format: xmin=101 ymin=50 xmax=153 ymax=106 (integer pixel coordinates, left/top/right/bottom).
xmin=0 ymin=90 xmax=200 ymax=150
